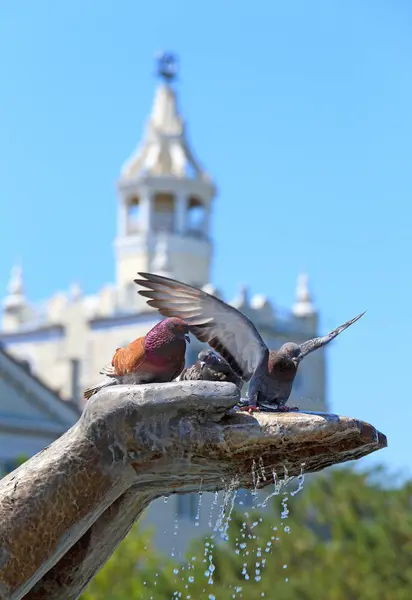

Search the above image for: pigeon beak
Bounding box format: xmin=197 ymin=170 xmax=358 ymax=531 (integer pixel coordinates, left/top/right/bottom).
xmin=184 ymin=333 xmax=191 ymax=343
xmin=292 ymin=357 xmax=299 ymax=366
xmin=200 ymin=361 xmax=206 ymax=370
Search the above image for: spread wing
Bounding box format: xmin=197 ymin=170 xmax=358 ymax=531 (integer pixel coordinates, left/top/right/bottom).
xmin=299 ymin=311 xmax=366 ymax=359
xmin=134 ymin=272 xmax=268 ymax=382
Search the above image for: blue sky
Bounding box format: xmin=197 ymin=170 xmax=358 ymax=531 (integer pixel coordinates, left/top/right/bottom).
xmin=0 ymin=1 xmax=410 ymax=477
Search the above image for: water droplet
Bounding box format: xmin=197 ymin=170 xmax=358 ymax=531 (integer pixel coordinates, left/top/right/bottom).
xmin=173 ymin=568 xmax=179 ymax=575
xmin=208 ymin=595 xmax=216 ymax=600
xmin=188 ymin=576 xmax=194 ymax=583
xmin=255 ymin=575 xmax=261 ymax=582
xmin=283 ymin=564 xmax=288 ymax=569
xmin=284 ymin=525 xmax=291 ymax=533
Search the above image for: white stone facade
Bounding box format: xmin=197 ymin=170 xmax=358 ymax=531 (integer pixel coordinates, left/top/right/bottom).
xmin=0 ymin=346 xmax=80 ymax=476
xmin=0 ymin=54 xmax=327 ymax=556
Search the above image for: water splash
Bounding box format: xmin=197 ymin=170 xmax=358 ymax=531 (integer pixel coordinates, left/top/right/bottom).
xmin=290 ymin=463 xmax=306 ymax=497
xmin=170 ymin=515 xmax=180 ymax=559
xmin=213 ymin=478 xmax=238 ymax=537
xmin=241 ymin=562 xmax=250 ymax=581
xmin=208 ymin=491 xmax=219 ymax=528
xmin=257 ymin=469 xmax=292 ymax=509
xmin=169 ymin=463 xmax=306 ymax=596
xmin=203 ymin=540 xmax=216 ymax=585
xmin=218 ymin=486 xmax=238 ymax=541
xmin=194 ymin=483 xmax=203 ymax=528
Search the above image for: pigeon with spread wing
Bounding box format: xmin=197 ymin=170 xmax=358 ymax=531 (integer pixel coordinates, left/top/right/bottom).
xmin=134 ymin=272 xmax=365 ymax=413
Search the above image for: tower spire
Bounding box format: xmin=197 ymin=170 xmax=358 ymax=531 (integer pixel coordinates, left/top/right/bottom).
xmin=292 ymin=272 xmax=316 ymax=317
xmin=120 ymin=52 xmax=210 ymax=181
xmin=115 ymin=54 xmax=216 ymax=291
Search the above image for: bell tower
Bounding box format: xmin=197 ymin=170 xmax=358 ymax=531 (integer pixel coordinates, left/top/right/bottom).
xmin=114 ymin=53 xmax=216 ymax=290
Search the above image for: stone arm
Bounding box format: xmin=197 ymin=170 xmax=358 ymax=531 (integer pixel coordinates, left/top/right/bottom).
xmin=0 ymin=381 xmax=386 ymax=600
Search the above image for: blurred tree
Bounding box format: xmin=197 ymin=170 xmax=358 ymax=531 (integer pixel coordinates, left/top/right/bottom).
xmin=81 ymin=523 xmax=177 ymax=600
xmin=79 ymin=466 xmax=412 ymax=600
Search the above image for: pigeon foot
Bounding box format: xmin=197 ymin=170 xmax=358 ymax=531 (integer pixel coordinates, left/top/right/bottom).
xmin=239 ymin=405 xmax=260 ymax=414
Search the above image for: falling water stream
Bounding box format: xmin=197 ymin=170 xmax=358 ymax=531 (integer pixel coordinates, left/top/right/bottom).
xmin=155 ymin=461 xmax=307 ymax=599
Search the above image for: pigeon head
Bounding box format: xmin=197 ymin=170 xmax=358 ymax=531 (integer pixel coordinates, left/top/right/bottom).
xmin=277 ymin=342 xmax=302 ymax=365
xmin=268 ymin=347 xmax=298 ymax=382
xmin=165 ymin=317 xmax=191 ymax=343
xmin=147 ymin=318 xmax=190 ymax=347
xmin=198 ymin=348 xmax=224 ymax=371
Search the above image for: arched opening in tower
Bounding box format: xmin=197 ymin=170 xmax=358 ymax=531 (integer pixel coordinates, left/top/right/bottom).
xmin=153 ymin=193 xmax=175 ymax=232
xmin=187 ymin=196 xmax=206 ymax=236
xmin=126 ymin=196 xmax=140 ymax=234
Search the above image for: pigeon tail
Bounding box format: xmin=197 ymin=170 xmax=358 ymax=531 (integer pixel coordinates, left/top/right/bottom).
xmin=83 ymin=378 xmax=116 ymax=401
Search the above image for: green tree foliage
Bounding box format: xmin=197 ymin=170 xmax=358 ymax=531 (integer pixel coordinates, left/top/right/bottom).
xmin=81 ymin=466 xmax=412 ymax=600
xmin=81 ymin=524 xmax=177 ymax=600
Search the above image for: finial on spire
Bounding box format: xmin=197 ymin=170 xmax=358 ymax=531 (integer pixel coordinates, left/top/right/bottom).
xmin=8 ymin=264 xmax=23 ymax=296
xmin=231 ymin=284 xmax=250 ymax=310
xmin=155 ymin=51 xmax=178 ymax=84
xmin=239 ymin=285 xmax=249 ymax=304
xmin=3 ymin=263 xmax=26 ymax=311
xmin=69 ymin=282 xmax=83 ymax=302
xmin=292 ymin=272 xmax=316 ymax=317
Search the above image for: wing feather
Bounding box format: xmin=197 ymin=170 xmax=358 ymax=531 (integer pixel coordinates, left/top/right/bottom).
xmin=99 ymin=363 xmax=117 ymax=376
xmin=134 ymin=272 xmax=268 ymax=381
xmin=299 ymin=311 xmax=366 ymax=359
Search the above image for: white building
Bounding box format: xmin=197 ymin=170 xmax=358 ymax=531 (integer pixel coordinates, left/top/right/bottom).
xmin=0 ymin=53 xmax=327 ymax=557
xmin=0 ymin=344 xmax=80 ymax=476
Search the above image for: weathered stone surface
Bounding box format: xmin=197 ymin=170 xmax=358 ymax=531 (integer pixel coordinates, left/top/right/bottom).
xmin=24 ymin=487 xmax=151 ymax=600
xmin=0 ymin=382 xmax=386 ymax=600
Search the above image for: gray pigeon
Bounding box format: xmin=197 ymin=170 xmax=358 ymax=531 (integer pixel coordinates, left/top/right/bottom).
xmin=178 ymin=348 xmax=243 ymax=388
xmin=134 ymin=272 xmax=365 ymax=413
